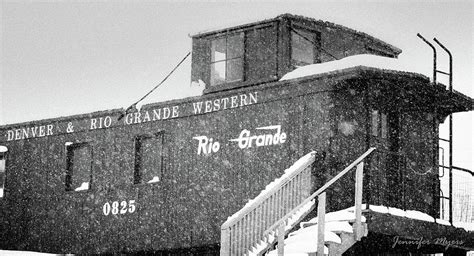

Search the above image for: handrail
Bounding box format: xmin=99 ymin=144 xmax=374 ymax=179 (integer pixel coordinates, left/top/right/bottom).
xmin=220 ymin=151 xmax=316 ymax=256
xmin=220 ymin=147 xmax=375 ymax=256
xmin=265 ymin=147 xmax=375 ymax=235
xmin=221 ymin=152 xmax=316 ymax=230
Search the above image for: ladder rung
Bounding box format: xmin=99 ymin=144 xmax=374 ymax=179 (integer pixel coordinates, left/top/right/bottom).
xmin=439 ymin=138 xmax=450 ymax=142
xmin=439 ymin=196 xmax=450 ymax=199
xmin=439 ymin=165 xmax=450 ymax=169
xmin=436 ymin=70 xmax=450 ymax=75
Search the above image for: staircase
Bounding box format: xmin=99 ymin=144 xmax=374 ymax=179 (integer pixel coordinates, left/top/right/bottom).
xmin=220 ymin=148 xmax=375 ymax=256
xmin=266 ymin=207 xmax=368 ymax=255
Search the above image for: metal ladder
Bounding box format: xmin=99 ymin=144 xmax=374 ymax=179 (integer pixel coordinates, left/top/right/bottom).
xmin=417 ymin=33 xmax=454 ymax=223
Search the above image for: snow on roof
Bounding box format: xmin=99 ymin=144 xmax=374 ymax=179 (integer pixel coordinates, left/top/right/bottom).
xmin=454 ymin=222 xmax=474 ymax=231
xmin=280 ymin=54 xmax=416 ymax=81
xmin=367 ymin=204 xmax=474 ymax=231
xmin=0 ymin=250 xmax=56 ymax=255
xmin=268 ymin=204 xmax=473 ymax=255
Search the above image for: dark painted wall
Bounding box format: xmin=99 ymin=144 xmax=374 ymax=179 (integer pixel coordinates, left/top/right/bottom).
xmin=0 ymin=70 xmax=441 ymax=254
xmin=191 ymin=15 xmax=399 ymax=92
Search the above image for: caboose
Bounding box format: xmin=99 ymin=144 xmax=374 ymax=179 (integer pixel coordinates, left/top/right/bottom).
xmin=0 ymin=14 xmax=473 ymax=255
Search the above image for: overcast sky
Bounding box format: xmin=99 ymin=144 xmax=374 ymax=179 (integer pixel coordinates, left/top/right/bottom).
xmin=0 ymin=1 xmax=472 ymax=169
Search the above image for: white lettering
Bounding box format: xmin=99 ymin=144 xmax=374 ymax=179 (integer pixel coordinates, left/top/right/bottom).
xmin=213 ymin=99 xmax=220 ymax=111
xmin=172 ymin=106 xmax=179 ymax=118
xmin=30 ymin=127 xmax=38 ymax=137
xmin=193 ymin=135 xmax=220 ymax=155
xmin=230 ymin=125 xmax=287 ymax=149
xmin=249 ymin=92 xmax=258 ymax=105
xmin=90 ymin=118 xmax=98 ymax=130
xmin=103 ymin=116 xmax=112 ymax=128
xmin=231 ymin=96 xmax=238 ymax=108
xmin=47 ymin=124 xmax=54 ymax=135
xmin=7 ymin=130 xmax=14 ymax=141
xmin=142 ymin=111 xmax=151 ymax=122
xmin=134 ymin=112 xmax=141 ymax=124
xmin=221 ymin=98 xmax=229 ymax=110
xmin=192 ymin=102 xmax=203 ymax=114
xmin=240 ymin=94 xmax=248 ymax=107
xmin=205 ymin=101 xmax=212 ymax=113
xmin=15 ymin=129 xmax=21 ymax=140
xmin=152 ymin=109 xmax=161 ymax=121
xmin=39 ymin=126 xmax=45 ymax=137
xmin=125 ymin=113 xmax=134 ymax=125
xmin=22 ymin=129 xmax=29 ymax=139
xmin=163 ymin=108 xmax=171 ymax=119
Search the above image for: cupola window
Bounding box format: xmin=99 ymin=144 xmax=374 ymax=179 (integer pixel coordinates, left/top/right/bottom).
xmin=291 ymin=28 xmax=321 ymax=67
xmin=210 ymin=32 xmax=244 ymax=86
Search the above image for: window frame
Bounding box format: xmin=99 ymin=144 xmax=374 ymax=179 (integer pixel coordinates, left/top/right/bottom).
xmin=65 ymin=142 xmax=93 ymax=192
xmin=133 ymin=131 xmax=165 ymax=185
xmin=0 ymin=146 xmax=7 ymax=199
xmin=371 ymin=109 xmax=389 ymax=139
xmin=209 ymin=31 xmax=246 ymax=86
xmin=290 ymin=25 xmax=321 ymax=68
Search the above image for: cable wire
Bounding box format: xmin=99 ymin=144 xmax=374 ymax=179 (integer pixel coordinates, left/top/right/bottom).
xmin=118 ymin=51 xmax=191 ymax=120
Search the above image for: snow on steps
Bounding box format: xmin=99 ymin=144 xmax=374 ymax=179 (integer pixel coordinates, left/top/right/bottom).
xmin=247 ymin=199 xmax=316 ymax=256
xmin=266 ymin=207 xmax=367 ymax=256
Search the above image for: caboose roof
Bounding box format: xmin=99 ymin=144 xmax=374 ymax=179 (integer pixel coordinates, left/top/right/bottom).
xmin=191 ymin=13 xmax=402 ymax=57
xmin=0 ymin=66 xmax=472 ymax=137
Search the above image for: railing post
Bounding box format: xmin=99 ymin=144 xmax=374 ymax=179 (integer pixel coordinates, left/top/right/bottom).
xmin=354 ymin=161 xmax=364 ymax=240
xmin=317 ymin=192 xmax=326 ymax=256
xmin=277 ymin=222 xmax=285 ymax=256
xmin=220 ymin=227 xmax=231 ymax=256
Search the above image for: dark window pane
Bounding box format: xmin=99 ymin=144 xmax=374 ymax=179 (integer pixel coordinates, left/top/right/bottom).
xmin=211 ymin=61 xmax=226 ymax=86
xmin=211 ymin=38 xmax=226 ymax=62
xmin=227 ymin=33 xmax=244 ymax=59
xmin=226 ymin=58 xmax=243 ymax=82
xmin=66 ymin=144 xmax=91 ymax=191
xmin=291 ymin=30 xmax=315 ymax=67
xmin=134 ymin=133 xmax=164 ymax=184
xmin=141 ymin=136 xmax=163 ymax=183
xmin=372 ymin=110 xmax=379 ymax=136
xmin=0 ymin=154 xmax=4 ymax=198
xmin=381 ymin=113 xmax=388 ymax=138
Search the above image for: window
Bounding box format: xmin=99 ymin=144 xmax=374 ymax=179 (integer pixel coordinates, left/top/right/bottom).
xmin=0 ymin=146 xmax=7 ymax=198
xmin=65 ymin=142 xmax=92 ymax=191
xmin=210 ymin=32 xmax=244 ymax=86
xmin=371 ymin=109 xmax=388 ymax=138
xmin=291 ymin=28 xmax=320 ymax=67
xmin=134 ymin=132 xmax=164 ymax=184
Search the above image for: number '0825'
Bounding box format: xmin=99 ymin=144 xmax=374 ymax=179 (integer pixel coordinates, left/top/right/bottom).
xmin=103 ymin=200 xmax=136 ymax=216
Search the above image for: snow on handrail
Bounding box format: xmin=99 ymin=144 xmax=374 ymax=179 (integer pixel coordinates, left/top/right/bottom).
xmin=264 ymin=147 xmax=375 ymax=238
xmin=222 ymin=151 xmax=316 ymax=229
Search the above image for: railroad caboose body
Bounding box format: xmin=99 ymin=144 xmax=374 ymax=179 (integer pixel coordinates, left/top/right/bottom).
xmin=0 ymin=14 xmax=473 ymax=255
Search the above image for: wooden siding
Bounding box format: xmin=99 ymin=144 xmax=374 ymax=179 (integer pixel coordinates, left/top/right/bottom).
xmin=0 ymin=69 xmax=460 ymax=254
